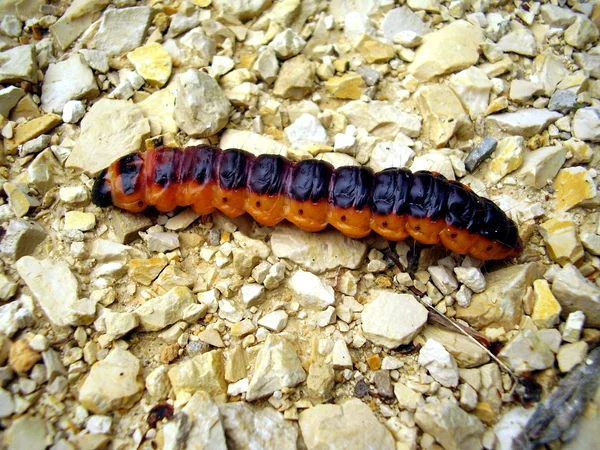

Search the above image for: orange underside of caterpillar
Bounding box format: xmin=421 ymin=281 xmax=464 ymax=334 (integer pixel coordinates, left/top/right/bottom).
xmin=93 ymin=146 xmax=523 ymax=261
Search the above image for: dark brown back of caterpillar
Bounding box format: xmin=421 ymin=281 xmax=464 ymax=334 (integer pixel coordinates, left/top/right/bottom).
xmin=92 ymin=145 xmax=523 ymax=260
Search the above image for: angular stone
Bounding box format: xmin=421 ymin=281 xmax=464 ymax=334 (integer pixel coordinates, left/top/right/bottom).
xmin=5 ymin=114 xmax=62 ymax=152
xmin=409 ymin=20 xmax=484 ymax=82
xmin=257 ymin=310 xmax=288 ymax=332
xmin=416 ymin=84 xmax=472 ymax=148
xmin=498 ymin=329 xmax=555 ymax=374
xmin=307 ymin=360 xmax=334 ymax=398
xmin=41 ymin=54 xmax=98 ymax=114
xmin=79 ymin=348 xmax=143 ymax=413
xmin=16 ymin=256 xmax=95 ymax=327
xmin=418 ymin=339 xmax=459 ymax=387
xmin=168 ymin=350 xmax=227 ymax=403
xmin=288 ymin=270 xmax=334 ymax=309
xmin=271 ymin=222 xmax=367 ymax=273
xmin=422 ymin=325 xmax=490 ymax=368
xmin=361 ymin=290 xmax=428 ymax=349
xmin=565 ymin=16 xmax=599 ymax=49
xmin=5 ymin=416 xmax=51 ymax=450
xmin=285 ymin=113 xmax=327 ymax=148
xmin=356 ymin=35 xmax=395 ymax=64
xmin=127 ymin=43 xmax=172 ymax=87
xmin=174 ymin=70 xmax=231 ymax=138
xmin=273 ymin=55 xmax=315 ymax=99
xmin=0 ymin=44 xmax=37 ymax=83
xmin=253 ymin=47 xmax=279 ymax=85
xmin=465 ymin=137 xmax=497 ymax=172
xmin=138 ymin=89 xmax=178 ymax=136
xmin=414 ymin=399 xmax=485 ymax=450
xmin=532 ymin=279 xmax=561 ymax=329
xmin=135 ymin=286 xmax=196 ymax=331
xmin=0 ymin=219 xmax=47 ymax=260
xmin=498 ymin=29 xmax=538 ymax=57
xmin=219 ymin=402 xmax=297 ymax=450
xmin=449 ymin=67 xmax=492 ymax=119
xmin=573 ymin=53 xmax=600 ymax=79
xmin=9 ymin=338 xmax=41 ymax=373
xmin=64 ymin=211 xmax=96 ymax=231
xmin=66 ymin=99 xmax=150 ymax=175
xmin=572 ymin=107 xmax=600 ymax=142
xmin=514 ymin=145 xmax=567 ymax=189
xmin=110 ymin=209 xmax=153 ymax=244
xmin=456 ymin=263 xmax=545 ymax=330
xmin=93 ymin=6 xmax=152 ymax=56
xmin=325 ymin=73 xmax=365 ymax=100
xmin=557 ymin=341 xmax=588 ymax=373
xmin=246 ymin=334 xmax=306 ymax=401
xmin=394 ymin=381 xmax=424 ymax=411
xmin=339 ymin=100 xmax=421 ymax=139
xmin=552 ymin=264 xmax=600 ymax=327
xmin=0 ymin=86 xmax=24 ymax=118
xmin=486 ymin=135 xmax=525 ymax=183
xmin=49 ymin=0 xmax=109 ymax=50
xmin=382 ymin=7 xmax=429 ymax=42
xmin=299 ymin=399 xmax=395 ymax=450
xmin=554 ymin=167 xmax=597 ymax=212
xmin=486 ymin=109 xmax=561 ymax=138
xmin=540 ymin=5 xmax=577 ymax=28
xmin=539 ymin=214 xmax=584 ymax=266
xmin=213 ymin=0 xmax=271 ymax=21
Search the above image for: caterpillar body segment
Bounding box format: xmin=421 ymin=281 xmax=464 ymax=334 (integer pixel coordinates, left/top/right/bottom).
xmin=92 ymin=145 xmax=523 ymax=261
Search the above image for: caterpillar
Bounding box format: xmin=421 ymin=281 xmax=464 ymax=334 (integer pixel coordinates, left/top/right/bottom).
xmin=91 ymin=145 xmax=523 ymax=261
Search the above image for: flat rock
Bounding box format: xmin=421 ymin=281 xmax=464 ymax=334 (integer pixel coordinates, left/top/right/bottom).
xmin=219 ymin=402 xmax=298 ymax=450
xmin=539 ymin=213 xmax=584 ymax=266
xmin=288 ymin=270 xmax=334 ymax=309
xmin=213 ymin=0 xmax=272 ymax=21
xmin=163 ymin=391 xmax=227 ymax=450
xmin=514 ymin=145 xmax=567 ymax=189
xmin=572 ymin=107 xmax=600 ymax=142
xmin=273 ymin=55 xmax=315 ymax=99
xmin=168 ymin=350 xmax=227 ymax=403
xmin=361 ymin=290 xmax=428 ymax=349
xmin=416 ymin=84 xmax=472 ymax=148
xmin=5 ymin=114 xmax=62 ymax=152
xmin=271 ymin=222 xmax=367 ymax=273
xmin=0 ymin=44 xmax=37 ymax=83
xmin=409 ymin=20 xmax=484 ymax=82
xmin=554 ymin=167 xmax=597 ymax=212
xmin=78 ymin=348 xmax=143 ymax=413
xmin=418 ymin=338 xmax=459 ymax=387
xmin=220 ymin=129 xmax=288 ymax=157
xmin=66 ymin=99 xmax=150 ymax=175
xmin=485 ymin=135 xmax=525 ymax=184
xmin=0 ymin=218 xmax=47 ymax=259
xmin=49 ymin=0 xmax=109 ymax=50
xmin=41 ymin=54 xmax=98 ymax=114
xmin=382 ymin=7 xmax=429 ymax=42
xmin=135 ymin=286 xmax=196 ymax=331
xmin=16 ymin=256 xmax=95 ymax=327
xmin=414 ymin=399 xmax=486 ymax=450
xmin=449 ymin=67 xmax=492 ymax=119
xmin=565 ymin=16 xmax=599 ymax=49
xmin=422 ymin=325 xmax=490 ymax=368
xmin=486 ymin=108 xmax=561 ymax=138
xmin=174 ymin=69 xmax=231 ymax=137
xmin=339 ymin=100 xmax=421 ymax=139
xmin=137 ymin=89 xmax=178 ymax=136
xmin=299 ymin=399 xmax=395 ymax=450
xmin=93 ymin=6 xmax=152 ymax=56
xmin=5 ymin=416 xmax=52 ymax=450
xmin=456 ymin=263 xmax=546 ymax=330
xmin=246 ymin=334 xmax=306 ymax=401
xmin=552 ymin=263 xmax=600 ymax=327
xmin=498 ymin=329 xmax=555 ymax=374
xmin=498 ymin=29 xmax=538 ymax=57
xmin=0 ymin=85 xmax=24 ymax=118
xmin=285 ymin=113 xmax=328 ymax=148
xmin=127 ymin=42 xmax=172 ymax=87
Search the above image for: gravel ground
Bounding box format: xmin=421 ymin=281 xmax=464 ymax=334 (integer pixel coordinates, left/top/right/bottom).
xmin=0 ymin=0 xmax=599 ymax=449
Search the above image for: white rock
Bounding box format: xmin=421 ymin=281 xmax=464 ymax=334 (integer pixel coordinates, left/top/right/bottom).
xmin=572 ymin=107 xmax=600 ymax=142
xmin=0 ymin=296 xmax=34 ymax=337
xmin=418 ymin=339 xmax=459 ymax=387
xmin=0 ymin=85 xmax=24 ymax=118
xmin=344 ymin=12 xmax=374 ymax=46
xmin=285 ymin=113 xmax=328 ymax=148
xmin=246 ymin=334 xmax=306 ymax=401
xmin=174 ymin=69 xmax=231 ymax=138
xmin=562 ymin=310 xmax=585 ymax=343
xmin=16 ymin=257 xmax=95 ymax=327
xmin=514 ymin=145 xmax=566 ymax=189
xmin=211 ymin=55 xmax=235 ymax=77
xmin=361 ymin=290 xmax=428 ymax=349
xmin=393 ymin=381 xmax=424 ymax=411
xmin=93 ymin=6 xmax=152 ymax=56
xmin=135 ymin=286 xmax=196 ymax=331
xmin=552 ymin=264 xmax=600 ymax=327
xmin=145 ymin=365 xmax=171 ymax=400
xmin=86 ymin=415 xmax=112 ymax=434
xmin=453 ymin=267 xmax=486 ymax=293
xmin=315 ymin=306 xmax=337 ymax=327
xmin=220 ymin=129 xmax=288 ymax=157
xmin=486 ymin=108 xmax=562 ymax=138
xmin=288 ymin=270 xmax=335 ymax=310
xmin=41 ymin=55 xmax=98 ymax=114
xmin=263 ymin=262 xmax=285 ymax=290
xmin=493 ymin=407 xmax=535 ymax=450
xmin=142 ymin=231 xmax=179 ymax=252
xmin=449 ymin=67 xmax=492 ymax=119
xmin=410 ymin=152 xmax=455 ymax=180
xmin=66 ymin=99 xmax=150 ymax=175
xmin=241 ymin=283 xmax=266 ymax=307
xmin=332 ymin=340 xmax=352 ymax=369
xmin=498 ymin=29 xmax=537 ymax=57
xmin=382 ymin=7 xmax=429 ymax=43
xmin=557 ymin=341 xmax=588 ymax=373
xmin=428 ymin=266 xmax=458 ymax=295
xmin=339 ymin=100 xmax=421 ymax=139
xmin=0 ymin=387 xmax=14 ymax=418
xmin=258 ymin=310 xmax=288 ymax=332
xmin=4 ymin=416 xmax=51 ymax=450
xmin=0 ymin=45 xmax=38 ymax=84
xmin=62 ymin=99 xmax=86 ymax=123
xmin=367 ymin=142 xmax=415 ymax=172
xmin=253 ymin=48 xmax=279 ymax=85
xmin=498 ymin=329 xmax=555 ymax=374
xmin=270 ymin=28 xmax=306 ymax=60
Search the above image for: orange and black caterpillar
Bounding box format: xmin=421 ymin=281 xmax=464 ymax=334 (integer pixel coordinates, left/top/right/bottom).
xmin=92 ymin=145 xmax=523 ymax=261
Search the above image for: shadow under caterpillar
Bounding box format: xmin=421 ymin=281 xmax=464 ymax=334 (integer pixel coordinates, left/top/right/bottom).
xmin=92 ymin=145 xmax=523 ymax=261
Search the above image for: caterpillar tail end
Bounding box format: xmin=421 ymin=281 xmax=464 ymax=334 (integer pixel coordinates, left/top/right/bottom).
xmin=91 ymin=169 xmax=113 ymax=208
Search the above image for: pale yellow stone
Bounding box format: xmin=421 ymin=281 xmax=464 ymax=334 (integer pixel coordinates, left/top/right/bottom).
xmin=553 ymin=167 xmax=597 ymax=212
xmin=531 ymin=279 xmax=561 ymax=328
xmin=127 ymin=43 xmax=172 ymax=87
xmin=485 ymin=97 xmax=508 ymax=115
xmin=3 ymin=183 xmax=30 ymax=217
xmin=64 ymin=211 xmax=96 ymax=231
xmin=486 ymin=136 xmax=525 ymax=183
xmin=224 ymin=344 xmax=247 ymax=383
xmin=230 ymin=319 xmax=256 ymax=337
xmin=563 ymin=138 xmax=592 ymax=164
xmin=191 ymin=0 xmax=211 ymax=6
xmin=325 ymin=73 xmax=365 ymax=100
xmin=356 ymin=35 xmax=395 ymax=64
xmin=137 ymin=89 xmax=178 ymax=136
xmin=539 ymin=213 xmax=584 ymax=266
xmin=5 ymin=114 xmax=62 ymax=152
xmin=129 ymin=257 xmax=168 ymax=286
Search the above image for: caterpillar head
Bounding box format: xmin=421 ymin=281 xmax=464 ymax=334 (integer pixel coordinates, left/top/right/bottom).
xmin=92 ymin=169 xmax=113 ymax=207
